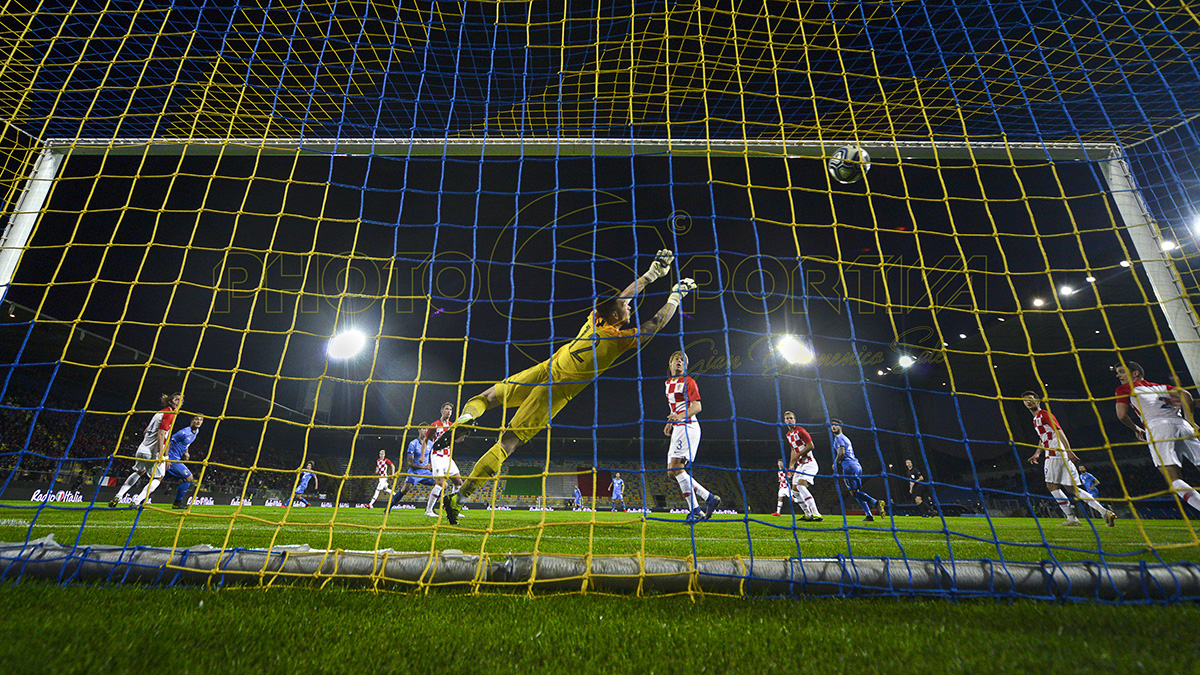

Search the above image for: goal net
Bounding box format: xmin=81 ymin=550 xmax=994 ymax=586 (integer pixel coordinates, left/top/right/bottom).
xmin=2 ymin=2 xmax=1200 ymax=600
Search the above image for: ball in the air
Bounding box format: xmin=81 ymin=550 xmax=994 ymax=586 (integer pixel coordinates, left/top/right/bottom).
xmin=828 ymin=146 xmax=871 ymax=184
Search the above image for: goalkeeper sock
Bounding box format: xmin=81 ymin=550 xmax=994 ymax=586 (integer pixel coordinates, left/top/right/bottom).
xmin=457 ymin=442 xmax=509 ymax=500
xmin=1050 ymin=489 xmax=1074 ymax=517
xmin=1170 ymin=479 xmax=1200 ymax=513
xmin=460 ymin=395 xmax=489 ymax=423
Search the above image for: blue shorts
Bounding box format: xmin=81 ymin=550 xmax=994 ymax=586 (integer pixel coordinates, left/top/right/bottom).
xmin=404 ymin=469 xmax=435 ymax=487
xmin=840 ymin=460 xmax=863 ymax=491
xmin=165 ymin=463 xmax=192 ymax=481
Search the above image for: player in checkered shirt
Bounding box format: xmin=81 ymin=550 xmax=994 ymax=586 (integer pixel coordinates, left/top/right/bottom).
xmin=663 ymin=350 xmax=720 ymax=522
xmin=1114 ymin=360 xmax=1200 ymax=515
xmin=1023 ymin=391 xmax=1115 ymax=527
xmin=367 ymin=449 xmax=395 ymax=508
xmin=783 ymin=410 xmax=821 ymax=521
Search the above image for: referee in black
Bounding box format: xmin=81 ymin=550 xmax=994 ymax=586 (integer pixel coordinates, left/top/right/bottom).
xmin=906 ymin=458 xmax=935 ymax=517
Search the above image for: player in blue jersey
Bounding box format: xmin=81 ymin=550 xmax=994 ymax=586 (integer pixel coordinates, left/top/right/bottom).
xmin=609 ymin=472 xmax=626 ymax=512
xmin=572 ymin=484 xmax=583 ymax=511
xmin=156 ymin=415 xmax=203 ymax=509
xmin=831 ymin=419 xmax=886 ymax=521
xmin=1077 ymin=464 xmax=1101 ymax=500
xmin=292 ymin=461 xmax=318 ymax=507
xmin=391 ymin=435 xmax=437 ymax=515
xmin=132 ymin=413 xmax=203 ymax=509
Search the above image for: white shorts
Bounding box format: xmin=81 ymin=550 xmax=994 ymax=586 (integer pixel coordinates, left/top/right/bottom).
xmin=1043 ymin=455 xmax=1080 ymax=487
xmin=431 ymin=453 xmax=460 ymax=478
xmin=777 ymin=486 xmax=791 ymax=499
xmin=666 ymin=420 xmax=701 ymax=465
xmin=1146 ymin=419 xmax=1200 ymax=468
xmin=794 ymin=458 xmax=818 ymax=484
xmin=375 ymin=477 xmax=390 ymax=491
xmin=133 ymin=445 xmax=166 ymax=479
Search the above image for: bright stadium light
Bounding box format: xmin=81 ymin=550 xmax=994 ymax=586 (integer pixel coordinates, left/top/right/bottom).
xmin=776 ymin=335 xmax=814 ymax=365
xmin=1086 ymin=276 xmax=1097 ymax=283
xmin=1119 ymin=260 xmax=1131 ymax=268
xmin=1032 ymin=297 xmax=1045 ymax=307
xmin=1162 ymin=240 xmax=1177 ymax=252
xmin=327 ymin=330 xmax=367 ymax=359
xmin=897 ymin=355 xmax=915 ymax=369
xmin=1059 ymin=285 xmax=1074 ymax=296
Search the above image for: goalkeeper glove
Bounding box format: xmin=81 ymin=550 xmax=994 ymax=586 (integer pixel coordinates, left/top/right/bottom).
xmin=642 ymin=249 xmax=675 ymax=282
xmin=667 ymin=278 xmax=697 ymax=307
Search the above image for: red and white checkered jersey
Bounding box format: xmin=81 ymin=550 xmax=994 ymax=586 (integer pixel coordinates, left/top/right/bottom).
xmin=425 ymin=419 xmax=452 ymax=457
xmin=778 ymin=470 xmax=789 ymax=490
xmin=1032 ymin=409 xmax=1062 ymax=456
xmin=376 ymin=457 xmax=394 ymax=477
xmin=1116 ymin=380 xmax=1182 ymax=425
xmin=141 ymin=408 xmax=176 ymax=448
xmin=665 ymin=376 xmax=700 ymax=421
xmin=786 ymin=426 xmax=813 ymax=458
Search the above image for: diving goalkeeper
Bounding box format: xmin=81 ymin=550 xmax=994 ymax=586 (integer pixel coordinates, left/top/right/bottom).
xmin=432 ymin=249 xmax=695 ymax=524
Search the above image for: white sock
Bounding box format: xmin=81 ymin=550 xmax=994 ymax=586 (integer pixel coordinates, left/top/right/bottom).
xmin=1050 ymin=489 xmax=1074 ymax=518
xmin=427 ymin=484 xmax=442 ymax=513
xmin=1076 ymin=490 xmax=1110 ymax=517
xmin=1171 ymin=479 xmax=1200 ymax=513
xmin=776 ymin=499 xmax=783 ymax=512
xmin=674 ymin=473 xmax=699 ymax=510
xmin=691 ymin=480 xmax=711 ymax=502
xmin=114 ymin=473 xmax=140 ymax=500
xmin=794 ymin=485 xmax=815 ymax=516
xmin=805 ymin=493 xmax=820 ymax=517
xmin=133 ymin=477 xmax=162 ymax=505
xmin=370 ymin=490 xmax=380 ymax=505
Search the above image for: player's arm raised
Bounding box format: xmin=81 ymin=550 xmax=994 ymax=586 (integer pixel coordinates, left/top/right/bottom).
xmin=617 ymin=249 xmax=674 ymax=300
xmin=637 ymin=278 xmax=696 ymax=346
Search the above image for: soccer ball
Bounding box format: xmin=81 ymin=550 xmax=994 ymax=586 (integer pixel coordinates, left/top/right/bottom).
xmin=828 ymin=145 xmax=871 ymax=184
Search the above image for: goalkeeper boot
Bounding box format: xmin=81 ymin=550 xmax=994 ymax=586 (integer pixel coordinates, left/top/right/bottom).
xmin=442 ymin=493 xmax=462 ymax=525
xmin=703 ymin=494 xmax=722 ymax=520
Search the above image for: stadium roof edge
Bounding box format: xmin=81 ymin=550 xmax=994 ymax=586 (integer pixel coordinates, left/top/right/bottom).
xmin=42 ymin=138 xmax=1117 ymax=161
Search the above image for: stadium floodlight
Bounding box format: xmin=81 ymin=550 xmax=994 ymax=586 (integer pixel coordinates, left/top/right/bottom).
xmin=1086 ymin=276 xmax=1097 ymax=283
xmin=776 ymin=335 xmax=814 ymax=365
xmin=1119 ymin=260 xmax=1131 ymax=268
xmin=897 ymin=355 xmax=915 ymax=369
xmin=1059 ymin=285 xmax=1075 ymax=296
xmin=327 ymin=330 xmax=367 ymax=359
xmin=1032 ymin=297 xmax=1046 ymax=307
xmin=1162 ymin=240 xmax=1177 ymax=252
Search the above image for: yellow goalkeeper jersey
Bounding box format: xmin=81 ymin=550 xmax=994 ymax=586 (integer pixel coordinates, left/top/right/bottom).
xmin=549 ymin=311 xmax=640 ymax=382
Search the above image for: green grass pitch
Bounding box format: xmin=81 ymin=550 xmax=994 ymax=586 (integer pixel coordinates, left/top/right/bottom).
xmin=2 ymin=502 xmax=1199 ymax=674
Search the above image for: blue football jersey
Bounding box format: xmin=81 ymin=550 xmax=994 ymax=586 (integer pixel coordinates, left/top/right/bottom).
xmin=167 ymin=427 xmax=199 ymax=461
xmin=833 ymin=432 xmax=856 ymax=463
